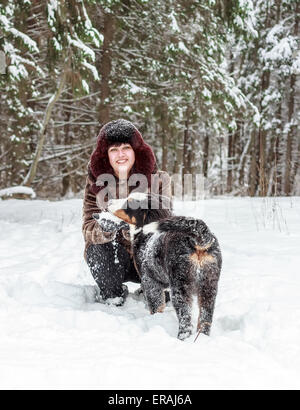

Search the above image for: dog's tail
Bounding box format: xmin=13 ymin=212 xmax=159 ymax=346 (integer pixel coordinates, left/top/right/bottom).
xmin=158 ymin=216 xmax=215 ymax=248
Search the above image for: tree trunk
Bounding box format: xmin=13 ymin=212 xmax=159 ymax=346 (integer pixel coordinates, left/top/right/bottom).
xmin=203 ymin=135 xmax=209 ymax=178
xmin=238 ymin=125 xmax=251 ymax=191
xmin=292 ymin=138 xmax=300 ymax=190
xmin=182 ymin=107 xmax=191 ymax=175
xmin=272 ymin=95 xmax=283 ymax=195
xmin=219 ymin=137 xmax=224 ymax=195
xmin=258 ymin=70 xmax=270 ymax=197
xmin=227 ymin=132 xmax=234 ymax=193
xmin=226 ymin=51 xmax=235 ymax=193
xmin=258 ymin=127 xmax=267 ymax=196
xmin=97 ymin=12 xmax=115 ymax=125
xmin=173 ymin=132 xmax=182 ymax=175
xmin=23 ymin=61 xmax=68 ymax=187
xmin=61 ymin=109 xmax=72 ymax=196
xmin=249 ymin=131 xmax=258 ymax=197
xmin=284 ymin=1 xmax=298 ymax=195
xmin=284 ymin=74 xmax=296 ymax=195
xmin=160 ymin=103 xmax=169 ymax=172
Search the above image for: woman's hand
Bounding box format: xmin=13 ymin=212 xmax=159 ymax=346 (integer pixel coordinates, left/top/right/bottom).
xmin=91 ymin=223 xmax=117 ymax=243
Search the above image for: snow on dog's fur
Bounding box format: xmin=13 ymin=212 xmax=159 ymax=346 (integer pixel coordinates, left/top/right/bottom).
xmin=108 ymin=193 xmax=222 ymax=340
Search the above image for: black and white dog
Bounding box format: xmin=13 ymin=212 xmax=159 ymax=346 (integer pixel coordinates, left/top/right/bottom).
xmin=96 ymin=193 xmax=222 ymax=340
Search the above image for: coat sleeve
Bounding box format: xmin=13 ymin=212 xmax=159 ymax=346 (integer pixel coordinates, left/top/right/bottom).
xmin=82 ymin=176 xmax=116 ymax=245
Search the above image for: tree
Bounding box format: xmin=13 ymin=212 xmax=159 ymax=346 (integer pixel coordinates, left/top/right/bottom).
xmin=0 ymin=0 xmax=102 ymax=189
xmin=233 ymin=0 xmax=300 ymax=196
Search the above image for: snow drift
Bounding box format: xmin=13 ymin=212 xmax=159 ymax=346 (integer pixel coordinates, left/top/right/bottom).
xmin=0 ymin=196 xmax=299 ymax=389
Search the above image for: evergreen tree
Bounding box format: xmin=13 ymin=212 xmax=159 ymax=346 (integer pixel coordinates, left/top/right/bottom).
xmin=233 ymin=0 xmax=300 ymax=196
xmin=0 ymin=0 xmax=102 ymax=190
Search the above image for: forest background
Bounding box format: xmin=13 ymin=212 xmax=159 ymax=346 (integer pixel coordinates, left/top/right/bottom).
xmin=0 ymin=0 xmax=299 ymax=199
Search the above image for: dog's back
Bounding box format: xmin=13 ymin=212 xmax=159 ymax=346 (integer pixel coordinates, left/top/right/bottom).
xmin=136 ymin=215 xmax=222 ymax=340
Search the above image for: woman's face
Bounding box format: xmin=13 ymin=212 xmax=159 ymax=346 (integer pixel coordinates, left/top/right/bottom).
xmin=108 ymin=143 xmax=135 ymax=178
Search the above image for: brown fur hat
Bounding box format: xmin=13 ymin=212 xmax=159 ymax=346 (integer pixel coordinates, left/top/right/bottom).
xmin=89 ymin=119 xmax=157 ymax=194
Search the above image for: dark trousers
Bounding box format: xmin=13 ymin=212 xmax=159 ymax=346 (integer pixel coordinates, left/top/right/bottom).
xmin=86 ymin=241 xmax=140 ymax=300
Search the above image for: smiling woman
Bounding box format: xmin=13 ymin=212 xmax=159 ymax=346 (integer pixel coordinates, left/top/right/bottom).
xmin=82 ymin=119 xmax=172 ymax=306
xmin=107 ymin=143 xmax=136 ymax=179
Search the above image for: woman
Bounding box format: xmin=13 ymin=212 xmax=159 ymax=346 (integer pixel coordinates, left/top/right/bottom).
xmin=82 ymin=119 xmax=172 ymax=306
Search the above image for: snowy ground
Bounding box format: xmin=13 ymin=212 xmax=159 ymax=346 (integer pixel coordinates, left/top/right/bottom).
xmin=0 ymin=196 xmax=300 ymax=390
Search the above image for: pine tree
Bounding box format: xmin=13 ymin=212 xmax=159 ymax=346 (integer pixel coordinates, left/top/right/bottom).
xmin=0 ymin=0 xmax=40 ymax=187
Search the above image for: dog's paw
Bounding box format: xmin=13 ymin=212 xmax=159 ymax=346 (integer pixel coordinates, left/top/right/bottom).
xmin=150 ymin=303 xmax=166 ymax=314
xmin=196 ymin=321 xmax=211 ymax=336
xmin=177 ymin=327 xmax=193 ymax=341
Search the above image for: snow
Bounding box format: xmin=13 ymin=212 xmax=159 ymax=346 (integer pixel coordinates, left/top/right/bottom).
xmin=0 ymin=197 xmax=300 ymax=389
xmin=0 ymin=6 xmax=38 ymax=54
xmin=82 ymin=61 xmax=100 ymax=81
xmin=52 ymin=37 xmax=63 ymax=52
xmin=81 ymin=79 xmax=89 ymax=94
xmin=81 ymin=2 xmax=103 ymax=47
xmin=264 ymin=37 xmax=297 ymax=62
xmin=47 ymin=0 xmax=58 ymax=29
xmin=169 ymin=11 xmax=180 ymax=33
xmin=9 ymin=28 xmax=39 ymax=53
xmin=67 ymin=35 xmax=95 ymax=62
xmin=125 ymin=80 xmax=146 ymax=95
xmin=0 ymin=14 xmax=10 ymax=29
xmin=178 ymin=41 xmax=189 ymax=54
xmin=97 ymin=211 xmax=125 ymax=226
xmin=202 ymin=87 xmax=212 ymax=99
xmin=292 ymin=51 xmax=300 ymax=74
xmin=0 ymin=186 xmax=36 ymax=198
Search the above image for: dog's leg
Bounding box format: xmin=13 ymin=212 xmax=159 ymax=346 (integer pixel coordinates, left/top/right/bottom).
xmin=169 ymin=280 xmax=193 ymax=340
xmin=196 ymin=263 xmax=220 ymax=336
xmin=141 ymin=274 xmax=166 ymax=314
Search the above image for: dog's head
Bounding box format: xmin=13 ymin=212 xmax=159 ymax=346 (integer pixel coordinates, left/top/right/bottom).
xmin=108 ymin=193 xmax=172 ymax=228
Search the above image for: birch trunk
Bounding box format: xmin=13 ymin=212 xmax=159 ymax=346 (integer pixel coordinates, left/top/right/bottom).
xmin=23 ymin=63 xmax=68 ymax=187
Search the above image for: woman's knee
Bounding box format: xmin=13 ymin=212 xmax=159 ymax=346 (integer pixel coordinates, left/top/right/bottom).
xmin=86 ymin=242 xmax=132 ymax=295
xmin=86 ymin=242 xmax=129 ymax=268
